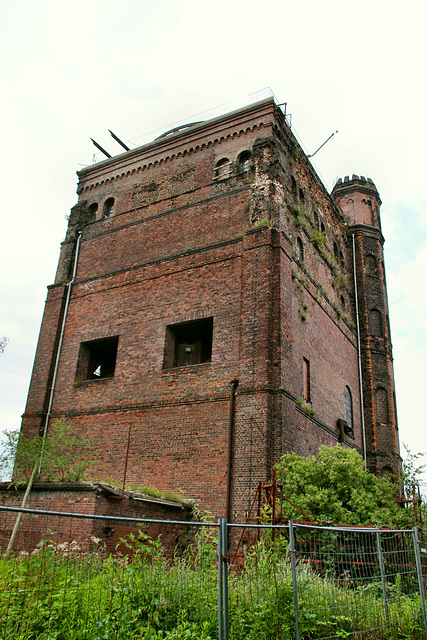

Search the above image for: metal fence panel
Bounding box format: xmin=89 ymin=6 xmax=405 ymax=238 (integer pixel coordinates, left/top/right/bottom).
xmin=0 ymin=506 xmax=219 ymax=640
xmin=1 ymin=506 xmax=426 ymax=639
xmin=227 ymin=521 xmax=426 ymax=640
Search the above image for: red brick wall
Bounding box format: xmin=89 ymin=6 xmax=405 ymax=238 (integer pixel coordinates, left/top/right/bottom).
xmin=0 ymin=483 xmax=192 ymax=556
xmin=19 ymin=100 xmax=400 ymax=523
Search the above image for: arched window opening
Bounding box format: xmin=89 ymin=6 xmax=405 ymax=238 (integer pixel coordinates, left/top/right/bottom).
xmin=320 ymin=221 xmax=326 ymax=234
xmin=214 ymin=158 xmax=230 ymax=180
xmin=375 ymin=387 xmax=389 ymax=423
xmin=366 ymin=254 xmax=377 ymax=276
xmin=295 ymin=237 xmax=303 ymax=263
xmin=339 ymin=251 xmax=345 ymax=269
xmin=340 ymin=295 xmax=345 ymax=311
xmin=103 ymin=197 xmax=114 ymax=218
xmin=344 ymin=386 xmax=353 ymax=428
xmin=291 ymin=176 xmax=297 ymax=197
xmin=313 ymin=211 xmax=319 ymax=229
xmin=88 ymin=203 xmax=98 ymax=222
xmin=369 ymin=309 xmax=383 ymax=337
xmin=299 ymin=188 xmax=305 ymax=203
xmin=237 ymin=150 xmax=251 ymax=174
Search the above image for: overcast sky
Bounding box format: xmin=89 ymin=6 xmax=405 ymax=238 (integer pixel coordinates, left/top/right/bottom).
xmin=1 ymin=0 xmax=426 ymax=481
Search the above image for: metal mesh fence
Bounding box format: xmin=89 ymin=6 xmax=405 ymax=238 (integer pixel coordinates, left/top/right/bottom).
xmin=0 ymin=506 xmax=219 ymax=640
xmin=0 ymin=506 xmax=426 ymax=640
xmin=227 ymin=521 xmax=427 ymax=640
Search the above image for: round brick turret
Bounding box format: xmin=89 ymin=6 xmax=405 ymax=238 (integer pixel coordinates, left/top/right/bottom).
xmin=332 ymin=175 xmax=381 ymax=229
xmin=332 ymin=175 xmax=400 ymax=477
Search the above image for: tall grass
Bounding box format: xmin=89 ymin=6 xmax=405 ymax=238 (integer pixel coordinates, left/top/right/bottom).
xmin=0 ymin=529 xmax=424 ymax=640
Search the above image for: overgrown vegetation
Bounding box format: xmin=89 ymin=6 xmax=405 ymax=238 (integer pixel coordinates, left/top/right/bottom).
xmin=0 ymin=418 xmax=95 ymax=483
xmin=276 ymin=444 xmax=417 ymax=529
xmin=0 ymin=444 xmax=425 ymax=637
xmin=0 ymin=524 xmax=424 ymax=639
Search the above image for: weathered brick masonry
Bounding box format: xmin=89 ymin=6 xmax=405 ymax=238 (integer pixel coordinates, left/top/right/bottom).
xmin=19 ymin=99 xmax=400 ymax=521
xmin=0 ymin=482 xmax=192 ymax=555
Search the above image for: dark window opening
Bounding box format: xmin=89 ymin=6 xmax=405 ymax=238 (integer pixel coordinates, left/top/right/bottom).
xmin=88 ymin=203 xmax=98 ymax=221
xmin=291 ymin=176 xmax=297 ymax=197
xmin=333 ymin=242 xmax=339 ymax=261
xmin=320 ymin=221 xmax=326 ymax=234
xmin=103 ymin=197 xmax=114 ymax=218
xmin=344 ymin=385 xmax=353 ymax=428
xmin=76 ymin=336 xmax=119 ymax=382
xmin=237 ymin=150 xmax=251 ymax=173
xmin=313 ymin=211 xmax=319 ymax=229
xmin=299 ymin=188 xmax=305 ymax=203
xmin=295 ymin=237 xmax=303 ymax=263
xmin=303 ymin=357 xmax=311 ymax=402
xmin=164 ymin=318 xmax=213 ymax=369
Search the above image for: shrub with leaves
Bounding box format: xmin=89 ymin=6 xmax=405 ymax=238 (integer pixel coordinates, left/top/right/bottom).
xmin=276 ymin=444 xmax=415 ymax=528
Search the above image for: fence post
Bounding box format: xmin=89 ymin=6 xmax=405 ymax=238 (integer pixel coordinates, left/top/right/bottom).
xmin=289 ymin=520 xmax=301 ymax=640
xmin=218 ymin=519 xmax=229 ymax=640
xmin=412 ymin=527 xmax=427 ymax=635
xmin=375 ymin=526 xmax=390 ymax=629
xmin=218 ymin=519 xmax=224 ymax=640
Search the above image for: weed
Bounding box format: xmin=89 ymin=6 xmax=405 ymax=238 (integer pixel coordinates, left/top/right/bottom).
xmin=312 ymin=228 xmax=327 ymax=248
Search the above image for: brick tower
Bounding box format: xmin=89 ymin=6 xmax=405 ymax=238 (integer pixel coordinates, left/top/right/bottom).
xmin=20 ymin=99 xmax=401 ymax=520
xmin=332 ymin=176 xmax=400 ymax=476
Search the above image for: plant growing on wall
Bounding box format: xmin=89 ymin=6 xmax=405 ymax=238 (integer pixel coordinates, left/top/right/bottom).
xmin=0 ymin=418 xmax=95 ymax=483
xmin=311 ymin=229 xmax=326 ymax=248
xmin=332 ymin=271 xmax=348 ymax=291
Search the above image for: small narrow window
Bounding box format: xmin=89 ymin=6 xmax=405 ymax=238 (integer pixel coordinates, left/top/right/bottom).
xmin=313 ymin=211 xmax=319 ymax=229
xmin=303 ymin=357 xmax=311 ymax=402
xmin=344 ymin=386 xmax=353 ymax=427
xmin=299 ymin=188 xmax=305 ymax=203
xmin=340 ymin=295 xmax=345 ymax=311
xmin=333 ymin=242 xmax=339 ymax=261
xmin=375 ymin=387 xmax=389 ymax=423
xmin=76 ymin=336 xmax=119 ymax=382
xmin=366 ymin=254 xmax=377 ymax=276
xmin=214 ymin=158 xmax=230 ymax=180
xmin=369 ymin=309 xmax=383 ymax=337
xmin=237 ymin=150 xmax=251 ymax=174
xmin=295 ymin=237 xmax=303 ymax=263
xmin=103 ymin=197 xmax=114 ymax=218
xmin=339 ymin=251 xmax=345 ymax=269
xmin=291 ymin=176 xmax=297 ymax=198
xmin=164 ymin=318 xmax=213 ymax=369
xmin=320 ymin=221 xmax=326 ymax=234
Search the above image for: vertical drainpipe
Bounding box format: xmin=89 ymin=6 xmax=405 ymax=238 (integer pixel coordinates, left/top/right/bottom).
xmin=6 ymin=231 xmax=83 ymax=554
xmin=225 ymin=379 xmax=239 ymax=524
xmin=352 ymin=232 xmax=367 ymax=467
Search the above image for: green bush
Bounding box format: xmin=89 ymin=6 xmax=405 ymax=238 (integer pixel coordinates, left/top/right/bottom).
xmin=275 ymin=444 xmax=415 ymax=528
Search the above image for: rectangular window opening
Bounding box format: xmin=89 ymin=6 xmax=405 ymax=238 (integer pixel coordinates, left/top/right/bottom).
xmin=76 ymin=336 xmax=119 ymax=382
xmin=303 ymin=357 xmax=311 ymax=402
xmin=163 ymin=318 xmax=213 ymax=369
